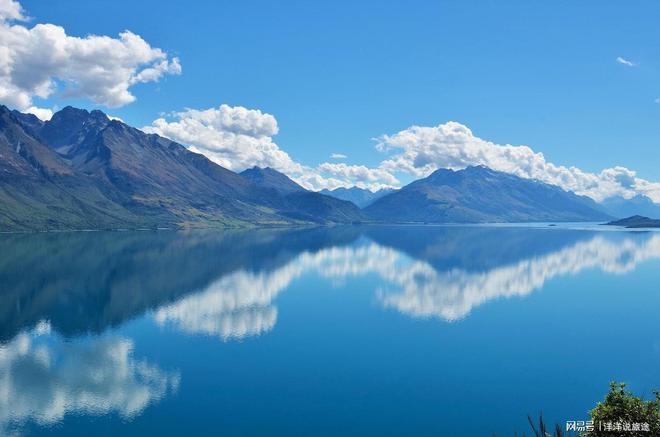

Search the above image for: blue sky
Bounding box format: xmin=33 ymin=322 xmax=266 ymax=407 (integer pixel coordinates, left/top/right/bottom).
xmin=5 ymin=0 xmax=660 ymax=198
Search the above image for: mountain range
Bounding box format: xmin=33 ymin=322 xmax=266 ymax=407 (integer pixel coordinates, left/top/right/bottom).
xmin=0 ymin=105 xmax=363 ymax=231
xmin=320 ymin=187 xmax=395 ymax=207
xmin=3 ymin=105 xmax=657 ymax=231
xmin=365 ymin=165 xmax=611 ymax=223
xmin=598 ymin=195 xmax=660 ymax=219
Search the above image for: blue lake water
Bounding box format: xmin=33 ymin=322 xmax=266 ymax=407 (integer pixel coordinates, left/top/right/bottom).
xmin=1 ymin=225 xmax=659 ymax=436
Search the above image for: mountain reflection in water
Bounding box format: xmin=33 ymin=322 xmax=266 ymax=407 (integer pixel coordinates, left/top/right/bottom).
xmin=1 ymin=225 xmax=659 ymax=434
xmin=2 ymin=227 xmax=659 ymax=340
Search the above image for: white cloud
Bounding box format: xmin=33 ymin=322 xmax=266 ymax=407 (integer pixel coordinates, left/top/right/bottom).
xmin=144 ymin=104 xmax=399 ymax=191
xmin=375 ymin=121 xmax=660 ymax=202
xmin=0 ymin=1 xmax=181 ymax=110
xmin=298 ymin=166 xmax=397 ymax=192
xmin=295 ymin=172 xmax=359 ymax=191
xmin=144 ymin=104 xmax=301 ymax=174
xmin=330 ymin=153 xmax=347 ymax=159
xmin=24 ymin=105 xmax=52 ymax=121
xmin=616 ymin=56 xmax=636 ymax=67
xmin=130 ymin=57 xmax=181 ymax=84
xmin=318 ymin=162 xmax=399 ymax=188
xmin=0 ymin=0 xmax=25 ymax=22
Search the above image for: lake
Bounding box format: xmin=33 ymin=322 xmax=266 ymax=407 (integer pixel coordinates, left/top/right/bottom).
xmin=1 ymin=224 xmax=659 ymax=436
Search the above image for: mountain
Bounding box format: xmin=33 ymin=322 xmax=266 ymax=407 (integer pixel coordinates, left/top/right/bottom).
xmin=239 ymin=166 xmax=366 ymax=223
xmin=320 ymin=187 xmax=395 ymax=208
xmin=598 ymin=195 xmax=660 ymax=219
xmin=10 ymin=110 xmax=44 ymax=136
xmin=0 ymin=105 xmax=141 ymax=231
xmin=240 ymin=166 xmax=306 ymax=194
xmin=0 ymin=106 xmax=364 ymax=231
xmin=605 ymin=215 xmax=660 ymax=228
xmin=1 ymin=106 xmax=620 ymax=230
xmin=278 ymin=191 xmax=366 ymax=223
xmin=365 ymin=166 xmax=612 ymax=223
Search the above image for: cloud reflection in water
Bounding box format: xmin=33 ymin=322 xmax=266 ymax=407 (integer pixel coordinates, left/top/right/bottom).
xmin=375 ymin=234 xmax=660 ymax=320
xmin=0 ymin=322 xmax=179 ymax=434
xmin=153 ymin=232 xmax=660 ymax=339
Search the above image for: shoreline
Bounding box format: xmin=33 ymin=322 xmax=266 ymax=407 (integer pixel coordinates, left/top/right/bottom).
xmin=3 ymin=220 xmax=660 ymax=235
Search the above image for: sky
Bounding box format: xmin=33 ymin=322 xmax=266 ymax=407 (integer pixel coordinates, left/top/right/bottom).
xmin=2 ymin=0 xmax=660 ymax=201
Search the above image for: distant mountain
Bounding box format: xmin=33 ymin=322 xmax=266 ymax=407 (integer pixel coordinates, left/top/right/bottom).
xmin=320 ymin=187 xmax=395 ymax=208
xmin=278 ymin=191 xmax=366 ymax=223
xmin=605 ymin=215 xmax=660 ymax=228
xmin=598 ymin=195 xmax=660 ymax=219
xmin=240 ymin=166 xmax=366 ymax=223
xmin=240 ymin=166 xmax=306 ymax=194
xmin=0 ymin=106 xmax=364 ymax=231
xmin=365 ymin=166 xmax=612 ymax=223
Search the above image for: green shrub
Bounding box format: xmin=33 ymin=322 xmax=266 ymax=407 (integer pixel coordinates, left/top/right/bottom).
xmin=585 ymin=382 xmax=660 ymax=436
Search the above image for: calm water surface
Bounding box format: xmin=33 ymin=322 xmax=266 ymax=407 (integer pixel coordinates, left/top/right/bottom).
xmin=1 ymin=225 xmax=659 ymax=436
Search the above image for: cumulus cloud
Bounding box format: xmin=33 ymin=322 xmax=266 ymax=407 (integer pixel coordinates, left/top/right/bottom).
xmin=294 ymin=171 xmax=364 ymax=191
xmin=330 ymin=153 xmax=347 ymax=159
xmin=318 ymin=162 xmax=399 ymax=187
xmin=0 ymin=0 xmax=181 ymax=110
xmin=0 ymin=0 xmax=25 ymax=22
xmin=144 ymin=105 xmax=295 ymax=172
xmin=107 ymin=114 xmax=124 ymax=122
xmin=376 ymin=121 xmax=660 ymax=202
xmin=616 ymin=56 xmax=636 ymax=67
xmin=24 ymin=105 xmax=52 ymax=121
xmin=144 ymin=104 xmax=399 ymax=191
xmin=130 ymin=57 xmax=181 ymax=85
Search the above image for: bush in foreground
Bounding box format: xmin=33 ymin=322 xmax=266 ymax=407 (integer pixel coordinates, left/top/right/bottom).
xmin=585 ymin=382 xmax=660 ymax=436
xmin=512 ymin=382 xmax=660 ymax=436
